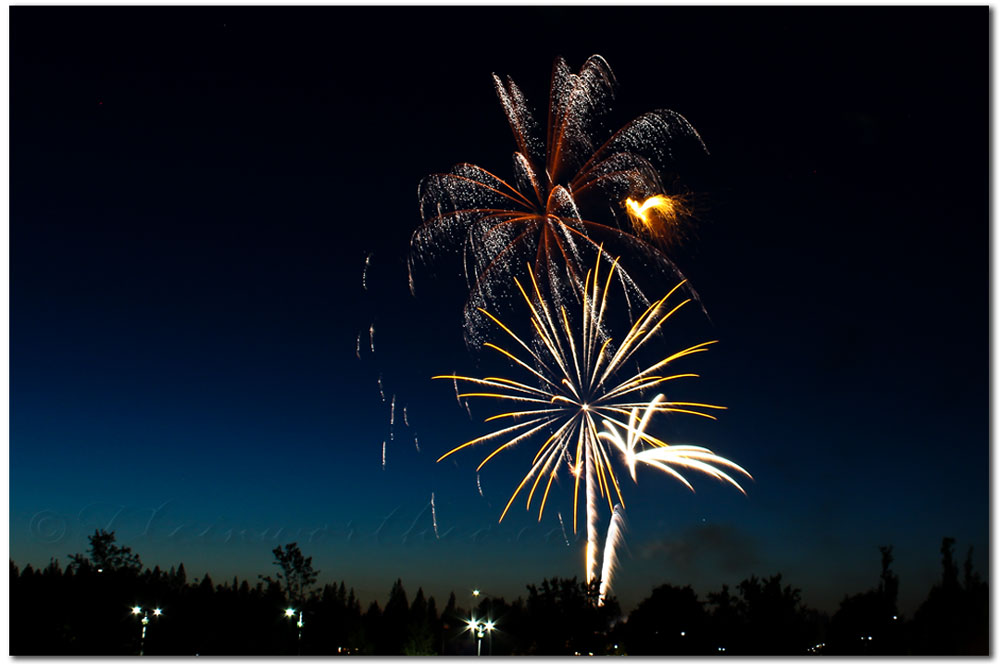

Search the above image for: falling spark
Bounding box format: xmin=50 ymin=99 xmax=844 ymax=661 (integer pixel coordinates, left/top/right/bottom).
xmin=557 ymin=511 xmax=570 ymax=547
xmin=362 ymin=252 xmax=373 ymax=291
xmin=377 ymin=374 xmax=385 ymax=402
xmin=403 ymin=405 xmax=410 ymax=427
xmin=414 ymin=434 xmax=421 ymax=453
xmin=355 ymin=332 xmax=362 ymax=360
xmin=410 ymin=55 xmax=707 ymax=342
xmin=598 ymin=505 xmax=625 ymax=605
xmin=430 ymin=492 xmax=440 ymax=539
xmin=435 ymin=253 xmax=750 ymax=586
xmin=476 ymin=473 xmax=485 ymax=497
xmin=390 ymin=395 xmax=396 ymax=440
xmin=369 ymin=324 xmax=376 ymax=354
xmin=382 ymin=441 xmax=387 ymax=470
xmin=464 ymin=401 xmax=473 ymax=421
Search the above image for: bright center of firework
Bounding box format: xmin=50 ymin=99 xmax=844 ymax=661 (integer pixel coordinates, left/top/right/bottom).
xmin=581 ymin=403 xmax=589 ymax=411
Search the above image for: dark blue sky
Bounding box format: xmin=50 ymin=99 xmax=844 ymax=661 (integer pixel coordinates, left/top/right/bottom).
xmin=10 ymin=7 xmax=986 ymax=614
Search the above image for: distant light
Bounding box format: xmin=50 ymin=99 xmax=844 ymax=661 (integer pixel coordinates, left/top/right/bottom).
xmin=97 ymin=568 xmax=103 ymax=573
xmin=680 ymin=631 xmax=686 ymax=636
xmin=153 ymin=608 xmax=162 ymax=617
xmin=485 ymin=620 xmax=495 ymax=631
xmin=472 ymin=589 xmax=480 ymax=597
xmin=131 ymin=606 xmax=142 ymax=615
xmin=893 ymin=615 xmax=898 ymax=620
xmin=297 ymin=621 xmax=304 ymax=628
xmin=285 ymin=608 xmax=296 ymax=618
xmin=868 ymin=636 xmax=873 ymax=641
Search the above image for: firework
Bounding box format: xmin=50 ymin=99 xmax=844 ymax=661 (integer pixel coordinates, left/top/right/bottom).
xmin=390 ymin=394 xmax=396 ymax=440
xmin=411 ymin=55 xmax=706 ymax=342
xmin=430 ymin=492 xmax=440 ymax=539
xmin=362 ymin=252 xmax=373 ymax=291
xmin=598 ymin=504 xmax=625 ymax=605
xmin=435 ymin=254 xmax=750 ymax=586
xmin=369 ymin=324 xmax=376 ymax=354
xmin=557 ymin=511 xmax=570 ymax=547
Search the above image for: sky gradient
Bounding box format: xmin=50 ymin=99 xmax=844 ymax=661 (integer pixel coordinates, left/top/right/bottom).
xmin=10 ymin=6 xmax=987 ymax=615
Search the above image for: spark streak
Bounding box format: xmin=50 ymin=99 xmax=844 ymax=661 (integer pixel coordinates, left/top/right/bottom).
xmin=557 ymin=511 xmax=570 ymax=547
xmin=355 ymin=332 xmax=362 ymax=360
xmin=598 ymin=505 xmax=625 ymax=605
xmin=362 ymin=252 xmax=373 ymax=291
xmin=369 ymin=324 xmax=376 ymax=354
xmin=430 ymin=492 xmax=440 ymax=539
xmin=382 ymin=441 xmax=386 ymax=470
xmin=390 ymin=394 xmax=396 ymax=440
xmin=377 ymin=374 xmax=385 ymax=402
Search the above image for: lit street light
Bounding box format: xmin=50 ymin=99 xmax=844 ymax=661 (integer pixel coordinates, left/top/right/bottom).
xmin=284 ymin=607 xmax=304 ymax=655
xmin=466 ymin=616 xmax=496 ymax=656
xmin=130 ymin=605 xmax=163 ymax=656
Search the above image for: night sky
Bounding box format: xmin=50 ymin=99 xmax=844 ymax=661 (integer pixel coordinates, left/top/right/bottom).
xmin=10 ymin=7 xmax=987 ymax=615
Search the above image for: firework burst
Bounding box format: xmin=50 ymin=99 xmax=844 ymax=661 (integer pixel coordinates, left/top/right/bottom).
xmin=435 ymin=254 xmax=750 ymax=589
xmin=411 ymin=55 xmax=707 ymax=343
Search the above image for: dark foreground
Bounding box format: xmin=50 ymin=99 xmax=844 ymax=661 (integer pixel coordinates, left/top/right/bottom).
xmin=10 ymin=532 xmax=987 ymax=655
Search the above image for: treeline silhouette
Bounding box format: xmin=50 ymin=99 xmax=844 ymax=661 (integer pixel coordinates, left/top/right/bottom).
xmin=10 ymin=531 xmax=987 ymax=655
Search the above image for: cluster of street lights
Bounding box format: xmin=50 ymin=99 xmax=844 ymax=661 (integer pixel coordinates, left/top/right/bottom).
xmin=467 ymin=588 xmax=496 ymax=656
xmin=130 ymin=605 xmax=163 ymax=656
xmin=465 ymin=616 xmax=495 ymax=656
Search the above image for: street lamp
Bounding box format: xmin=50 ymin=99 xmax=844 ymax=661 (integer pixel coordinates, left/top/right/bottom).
xmin=484 ymin=620 xmax=495 ymax=656
xmin=284 ymin=607 xmax=304 ymax=654
xmin=467 ymin=616 xmax=496 ymax=656
xmin=130 ymin=605 xmax=163 ymax=656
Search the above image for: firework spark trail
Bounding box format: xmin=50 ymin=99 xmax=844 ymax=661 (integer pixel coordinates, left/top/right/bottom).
xmin=410 ymin=55 xmax=709 ymax=342
xmin=430 ymin=492 xmax=440 ymax=539
xmin=434 ymin=253 xmax=750 ymax=586
xmin=403 ymin=405 xmax=410 ymax=427
xmin=598 ymin=504 xmax=625 ymax=605
xmin=377 ymin=374 xmax=385 ymax=402
xmin=355 ymin=332 xmax=362 ymax=360
xmin=464 ymin=401 xmax=473 ymax=421
xmin=369 ymin=324 xmax=376 ymax=354
xmin=477 ymin=473 xmax=485 ymax=497
xmin=362 ymin=252 xmax=373 ymax=291
xmin=557 ymin=511 xmax=570 ymax=547
xmin=390 ymin=395 xmax=396 ymax=440
xmin=382 ymin=441 xmax=387 ymax=470
xmin=585 ymin=447 xmax=599 ymax=585
xmin=414 ymin=434 xmax=420 ymax=453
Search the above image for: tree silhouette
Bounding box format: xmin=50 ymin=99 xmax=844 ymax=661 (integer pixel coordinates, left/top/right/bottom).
xmin=270 ymin=542 xmax=318 ymax=606
xmin=624 ymin=583 xmax=708 ymax=654
xmin=912 ymin=537 xmax=987 ymax=654
xmin=67 ymin=529 xmax=142 ymax=575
